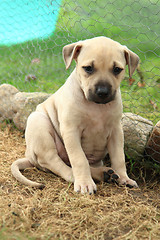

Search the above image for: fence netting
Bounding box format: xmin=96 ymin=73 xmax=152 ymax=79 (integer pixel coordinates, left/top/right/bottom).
xmin=0 ymin=0 xmax=159 ymax=164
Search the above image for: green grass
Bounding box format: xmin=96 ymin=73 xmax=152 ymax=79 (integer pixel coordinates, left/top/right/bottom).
xmin=0 ymin=0 xmax=159 ymax=124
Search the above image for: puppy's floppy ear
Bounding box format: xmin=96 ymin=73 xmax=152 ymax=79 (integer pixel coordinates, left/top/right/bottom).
xmin=63 ymin=42 xmax=82 ymax=69
xmin=124 ymin=47 xmax=139 ymax=78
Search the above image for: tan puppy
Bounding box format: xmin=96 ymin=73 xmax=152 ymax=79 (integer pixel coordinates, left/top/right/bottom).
xmin=11 ymin=36 xmax=139 ymax=194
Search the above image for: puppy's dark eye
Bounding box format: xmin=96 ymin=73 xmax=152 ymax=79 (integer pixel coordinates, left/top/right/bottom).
xmin=113 ymin=66 xmax=123 ymax=75
xmin=82 ymin=65 xmax=94 ymax=74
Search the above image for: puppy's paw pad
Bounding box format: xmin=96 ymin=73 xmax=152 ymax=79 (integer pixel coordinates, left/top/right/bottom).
xmin=103 ymin=172 xmax=111 ymax=182
xmin=38 ymin=184 xmax=45 ymax=190
xmin=112 ymin=174 xmax=119 ymax=180
xmin=126 ymin=184 xmax=134 ymax=189
xmin=108 ymin=169 xmax=114 ymax=174
xmin=103 ymin=169 xmax=119 ymax=184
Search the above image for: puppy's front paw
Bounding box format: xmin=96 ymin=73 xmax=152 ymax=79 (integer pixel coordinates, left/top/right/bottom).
xmin=118 ymin=175 xmax=138 ymax=188
xmin=74 ymin=177 xmax=97 ymax=194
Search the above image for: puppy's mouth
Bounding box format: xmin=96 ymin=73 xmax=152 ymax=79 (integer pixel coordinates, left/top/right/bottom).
xmin=87 ymin=88 xmax=116 ymax=105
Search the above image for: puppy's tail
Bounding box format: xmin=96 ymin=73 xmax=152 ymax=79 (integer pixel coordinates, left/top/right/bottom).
xmin=11 ymin=158 xmax=45 ymax=189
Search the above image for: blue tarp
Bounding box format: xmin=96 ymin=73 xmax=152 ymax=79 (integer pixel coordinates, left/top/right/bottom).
xmin=0 ymin=0 xmax=61 ymax=46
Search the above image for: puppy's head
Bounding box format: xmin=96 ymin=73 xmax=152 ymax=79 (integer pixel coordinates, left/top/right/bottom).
xmin=63 ymin=36 xmax=139 ymax=104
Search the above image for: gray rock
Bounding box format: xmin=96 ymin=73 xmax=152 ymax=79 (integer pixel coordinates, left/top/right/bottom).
xmin=0 ymin=84 xmax=19 ymax=121
xmin=145 ymin=120 xmax=160 ymax=163
xmin=13 ymin=92 xmax=50 ymax=130
xmin=122 ymin=113 xmax=153 ymax=161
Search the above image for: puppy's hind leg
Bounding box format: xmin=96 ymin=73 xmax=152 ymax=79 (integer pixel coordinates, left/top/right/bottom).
xmin=26 ymin=111 xmax=74 ymax=184
xmin=36 ymin=141 xmax=74 ymax=183
xmin=30 ymin=117 xmax=74 ymax=183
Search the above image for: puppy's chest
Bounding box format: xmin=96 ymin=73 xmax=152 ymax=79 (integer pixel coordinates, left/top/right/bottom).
xmin=81 ymin=116 xmax=112 ymax=156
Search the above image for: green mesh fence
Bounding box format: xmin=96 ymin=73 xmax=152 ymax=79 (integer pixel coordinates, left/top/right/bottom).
xmin=0 ymin=0 xmax=159 ymax=162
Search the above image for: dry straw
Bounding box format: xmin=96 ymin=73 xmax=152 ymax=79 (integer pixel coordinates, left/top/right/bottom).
xmin=0 ymin=124 xmax=160 ymax=239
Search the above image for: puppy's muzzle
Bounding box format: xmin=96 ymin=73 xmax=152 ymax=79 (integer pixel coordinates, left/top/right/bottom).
xmin=88 ymin=83 xmax=116 ymax=104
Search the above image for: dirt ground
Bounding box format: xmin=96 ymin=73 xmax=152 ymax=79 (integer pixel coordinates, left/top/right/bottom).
xmin=0 ymin=124 xmax=160 ymax=240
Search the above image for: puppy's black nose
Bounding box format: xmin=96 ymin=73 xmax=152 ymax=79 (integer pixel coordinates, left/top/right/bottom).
xmin=96 ymin=86 xmax=110 ymax=98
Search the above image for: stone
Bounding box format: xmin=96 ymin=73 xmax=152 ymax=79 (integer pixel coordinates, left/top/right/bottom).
xmin=0 ymin=84 xmax=19 ymax=122
xmin=121 ymin=113 xmax=153 ymax=161
xmin=145 ymin=121 xmax=160 ymax=163
xmin=13 ymin=92 xmax=50 ymax=130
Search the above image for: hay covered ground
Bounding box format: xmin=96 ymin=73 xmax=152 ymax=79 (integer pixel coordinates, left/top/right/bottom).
xmin=0 ymin=124 xmax=160 ymax=240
